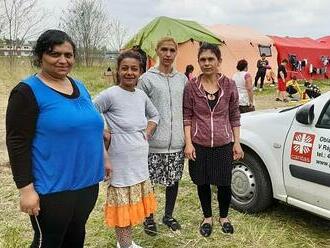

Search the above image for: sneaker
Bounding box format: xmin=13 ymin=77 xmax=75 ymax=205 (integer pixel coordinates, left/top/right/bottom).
xmin=162 ymin=216 xmax=181 ymax=231
xmin=259 ymin=88 xmax=263 ymax=92
xmin=131 ymin=241 xmax=143 ymax=248
xmin=275 ymin=98 xmax=282 ymax=101
xmin=143 ymin=216 xmax=157 ymax=236
xmin=283 ymin=99 xmax=289 ymax=103
xmin=253 ymin=87 xmax=257 ymax=91
xmin=117 ymin=241 xmax=143 ymax=248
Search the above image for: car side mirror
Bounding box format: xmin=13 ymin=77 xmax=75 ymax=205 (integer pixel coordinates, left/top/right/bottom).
xmin=296 ymin=104 xmax=314 ymax=125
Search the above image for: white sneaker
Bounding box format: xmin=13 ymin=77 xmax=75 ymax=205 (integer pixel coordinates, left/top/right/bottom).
xmin=131 ymin=241 xmax=143 ymax=248
xmin=253 ymin=87 xmax=257 ymax=91
xmin=117 ymin=241 xmax=143 ymax=248
xmin=259 ymin=88 xmax=263 ymax=92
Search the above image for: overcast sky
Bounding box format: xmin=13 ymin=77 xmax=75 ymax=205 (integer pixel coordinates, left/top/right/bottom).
xmin=43 ymin=0 xmax=329 ymax=39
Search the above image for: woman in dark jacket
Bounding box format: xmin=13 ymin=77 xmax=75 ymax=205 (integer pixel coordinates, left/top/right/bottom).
xmin=183 ymin=43 xmax=244 ymax=237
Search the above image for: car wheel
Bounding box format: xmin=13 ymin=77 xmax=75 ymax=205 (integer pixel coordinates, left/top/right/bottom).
xmin=231 ymin=152 xmax=273 ymax=213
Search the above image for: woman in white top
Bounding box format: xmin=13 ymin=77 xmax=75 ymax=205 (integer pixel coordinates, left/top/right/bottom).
xmin=232 ymin=59 xmax=255 ymax=113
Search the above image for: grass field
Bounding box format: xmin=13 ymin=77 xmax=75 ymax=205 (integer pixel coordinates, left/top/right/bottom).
xmin=1 ymin=58 xmax=330 ymax=247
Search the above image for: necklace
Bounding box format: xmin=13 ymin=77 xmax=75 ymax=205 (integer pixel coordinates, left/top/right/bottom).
xmin=205 ymin=90 xmax=218 ymax=100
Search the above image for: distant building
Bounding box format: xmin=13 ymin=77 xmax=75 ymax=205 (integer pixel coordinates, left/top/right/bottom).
xmin=0 ymin=40 xmax=35 ymax=57
xmin=104 ymin=51 xmax=119 ymax=60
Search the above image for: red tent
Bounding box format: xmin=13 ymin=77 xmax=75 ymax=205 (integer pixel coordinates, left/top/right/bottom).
xmin=317 ymin=36 xmax=330 ymax=46
xmin=270 ymin=36 xmax=330 ymax=80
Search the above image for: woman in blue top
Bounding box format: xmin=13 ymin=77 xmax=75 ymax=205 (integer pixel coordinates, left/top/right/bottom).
xmin=6 ymin=30 xmax=110 ymax=248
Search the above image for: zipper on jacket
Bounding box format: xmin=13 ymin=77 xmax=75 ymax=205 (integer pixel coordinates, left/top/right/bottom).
xmin=167 ymin=77 xmax=173 ymax=151
xmin=224 ymin=125 xmax=229 ymax=138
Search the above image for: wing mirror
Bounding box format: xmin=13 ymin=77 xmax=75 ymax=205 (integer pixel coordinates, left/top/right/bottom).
xmin=295 ymin=104 xmax=314 ymax=125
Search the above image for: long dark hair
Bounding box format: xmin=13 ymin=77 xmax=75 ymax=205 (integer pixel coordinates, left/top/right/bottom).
xmin=33 ymin=29 xmax=76 ymax=67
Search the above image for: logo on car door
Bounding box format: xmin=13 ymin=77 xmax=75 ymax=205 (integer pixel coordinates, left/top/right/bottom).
xmin=290 ymin=132 xmax=316 ymax=163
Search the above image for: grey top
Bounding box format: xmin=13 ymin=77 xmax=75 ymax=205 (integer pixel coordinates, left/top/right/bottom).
xmin=93 ymin=86 xmax=159 ymax=187
xmin=137 ymin=67 xmax=187 ymax=153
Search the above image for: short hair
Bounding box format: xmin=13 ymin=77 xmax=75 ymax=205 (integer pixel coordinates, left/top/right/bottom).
xmin=198 ymin=42 xmax=221 ymax=61
xmin=282 ymin=59 xmax=288 ymax=63
xmin=156 ymin=37 xmax=178 ymax=50
xmin=33 ymin=29 xmax=76 ymax=67
xmin=116 ymin=50 xmax=143 ymax=83
xmin=261 ymin=53 xmax=266 ymax=57
xmin=236 ymin=59 xmax=248 ymax=71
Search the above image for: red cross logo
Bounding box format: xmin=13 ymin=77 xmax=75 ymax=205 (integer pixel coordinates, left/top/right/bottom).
xmin=290 ymin=132 xmax=315 ymax=163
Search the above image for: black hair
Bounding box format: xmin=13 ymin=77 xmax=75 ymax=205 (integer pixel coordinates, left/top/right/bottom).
xmin=236 ymin=59 xmax=248 ymax=71
xmin=116 ymin=50 xmax=143 ymax=84
xmin=185 ymin=64 xmax=194 ymax=77
xmin=198 ymin=42 xmax=221 ymax=61
xmin=33 ymin=29 xmax=76 ymax=67
xmin=261 ymin=53 xmax=266 ymax=57
xmin=282 ymin=58 xmax=289 ymax=63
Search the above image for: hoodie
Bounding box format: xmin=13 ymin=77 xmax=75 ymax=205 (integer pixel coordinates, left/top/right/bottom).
xmin=137 ymin=67 xmax=187 ymax=153
xmin=183 ymin=74 xmax=241 ymax=147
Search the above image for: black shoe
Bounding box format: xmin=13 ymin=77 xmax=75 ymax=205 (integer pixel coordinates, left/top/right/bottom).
xmin=143 ymin=216 xmax=157 ymax=236
xmin=221 ymin=222 xmax=234 ymax=234
xmin=199 ymin=222 xmax=213 ymax=237
xmin=162 ymin=216 xmax=181 ymax=231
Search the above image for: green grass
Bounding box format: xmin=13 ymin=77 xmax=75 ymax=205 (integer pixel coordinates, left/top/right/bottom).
xmin=1 ymin=166 xmax=330 ymax=248
xmin=1 ymin=58 xmax=330 ymax=247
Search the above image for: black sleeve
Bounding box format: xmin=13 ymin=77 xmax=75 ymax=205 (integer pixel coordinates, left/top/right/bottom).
xmin=6 ymin=83 xmax=38 ymax=189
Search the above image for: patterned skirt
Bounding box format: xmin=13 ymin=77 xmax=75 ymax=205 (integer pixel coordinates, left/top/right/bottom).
xmin=148 ymin=151 xmax=184 ymax=186
xmin=104 ymin=180 xmax=157 ymax=228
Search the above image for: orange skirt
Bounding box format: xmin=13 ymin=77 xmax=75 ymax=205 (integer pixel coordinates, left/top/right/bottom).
xmin=104 ymin=179 xmax=157 ymax=227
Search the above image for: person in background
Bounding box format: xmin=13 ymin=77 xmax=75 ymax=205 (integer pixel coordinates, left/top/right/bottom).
xmin=6 ymin=29 xmax=109 ymax=248
xmin=183 ymin=42 xmax=243 ymax=237
xmin=94 ymin=50 xmax=159 ymax=248
xmin=185 ymin=64 xmax=195 ymax=80
xmin=254 ymin=53 xmax=269 ymax=91
xmin=286 ymin=75 xmax=301 ymax=99
xmin=138 ymin=37 xmax=187 ymax=235
xmin=276 ymin=59 xmax=289 ymax=102
xmin=232 ymin=59 xmax=255 ymax=113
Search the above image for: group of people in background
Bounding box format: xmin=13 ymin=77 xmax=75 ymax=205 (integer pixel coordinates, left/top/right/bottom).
xmin=12 ymin=27 xmax=318 ymax=247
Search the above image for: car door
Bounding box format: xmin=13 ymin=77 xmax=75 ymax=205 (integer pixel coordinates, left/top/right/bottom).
xmin=283 ymin=98 xmax=330 ymax=213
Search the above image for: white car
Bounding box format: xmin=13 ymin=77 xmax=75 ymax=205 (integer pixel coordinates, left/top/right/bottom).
xmin=231 ymin=91 xmax=330 ymax=219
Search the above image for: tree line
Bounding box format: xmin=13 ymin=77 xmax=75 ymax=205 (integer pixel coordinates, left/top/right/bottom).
xmin=0 ymin=0 xmax=128 ymax=67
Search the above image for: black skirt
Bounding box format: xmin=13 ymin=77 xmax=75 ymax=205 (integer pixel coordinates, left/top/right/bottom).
xmin=189 ymin=143 xmax=233 ymax=186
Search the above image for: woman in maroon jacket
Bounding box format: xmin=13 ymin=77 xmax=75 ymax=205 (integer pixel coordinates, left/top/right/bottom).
xmin=183 ymin=43 xmax=244 ymax=237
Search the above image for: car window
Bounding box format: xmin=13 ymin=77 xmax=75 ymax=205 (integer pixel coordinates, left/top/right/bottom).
xmin=317 ymin=101 xmax=330 ymax=129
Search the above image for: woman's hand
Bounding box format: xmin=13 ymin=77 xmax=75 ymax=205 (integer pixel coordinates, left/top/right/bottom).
xmin=233 ymin=142 xmax=244 ymax=160
xmin=104 ymin=157 xmax=112 ymax=181
xmin=185 ymin=143 xmax=196 ymax=161
xmin=19 ymin=183 xmax=40 ymax=216
xmin=103 ymin=130 xmax=111 ymax=150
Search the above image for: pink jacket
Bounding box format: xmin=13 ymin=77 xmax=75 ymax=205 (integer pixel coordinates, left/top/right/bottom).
xmin=183 ymin=73 xmax=241 ymax=147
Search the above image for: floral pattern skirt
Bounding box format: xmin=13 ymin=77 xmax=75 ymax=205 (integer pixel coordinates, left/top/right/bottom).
xmin=104 ymin=179 xmax=157 ymax=228
xmin=148 ymin=151 xmax=185 ymax=186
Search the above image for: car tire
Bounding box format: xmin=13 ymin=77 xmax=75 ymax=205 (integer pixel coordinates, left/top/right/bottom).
xmin=231 ymin=152 xmax=273 ymax=213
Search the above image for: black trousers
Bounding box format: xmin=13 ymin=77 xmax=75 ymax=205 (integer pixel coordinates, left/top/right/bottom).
xmin=30 ymin=184 xmax=99 ymax=248
xmin=197 ymin=184 xmax=232 ymax=218
xmin=254 ymin=70 xmax=266 ymax=88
